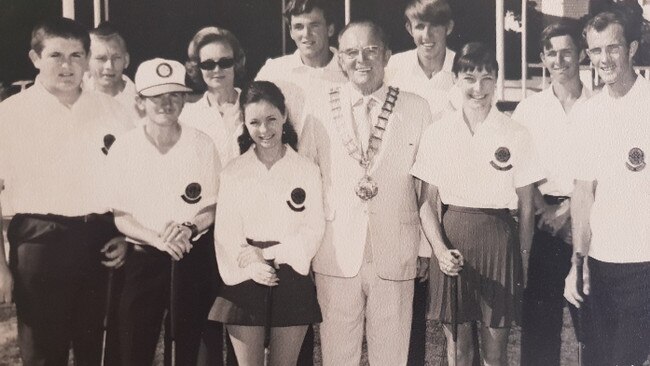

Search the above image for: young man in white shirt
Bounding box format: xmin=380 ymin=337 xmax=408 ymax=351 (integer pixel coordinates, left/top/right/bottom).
xmin=563 ymin=10 xmax=650 ymax=366
xmin=84 ymin=22 xmax=141 ymax=122
xmin=385 ymin=0 xmax=456 ymax=119
xmin=255 ymin=0 xmax=346 ymax=135
xmin=0 ymin=18 xmax=132 ymax=365
xmin=511 ymin=22 xmax=591 ymax=366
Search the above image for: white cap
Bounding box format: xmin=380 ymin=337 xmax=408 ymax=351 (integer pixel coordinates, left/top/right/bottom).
xmin=135 ymin=58 xmax=192 ymax=97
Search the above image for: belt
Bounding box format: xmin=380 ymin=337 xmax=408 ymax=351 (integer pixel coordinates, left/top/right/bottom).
xmin=16 ymin=212 xmax=112 ymax=225
xmin=543 ymin=195 xmax=570 ymax=205
xmin=447 ymin=205 xmax=510 ymax=216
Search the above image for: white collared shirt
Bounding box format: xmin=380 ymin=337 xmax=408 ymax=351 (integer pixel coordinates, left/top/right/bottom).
xmin=215 ymin=146 xmax=325 ymax=285
xmin=511 ymin=84 xmax=593 ymax=196
xmin=106 ymin=125 xmax=220 ymax=234
xmin=385 ymin=48 xmax=456 ymax=119
xmin=411 ymin=108 xmax=544 ymax=209
xmin=179 ymin=89 xmax=242 ymax=167
xmin=570 ymin=77 xmax=650 ymax=263
xmin=255 ymin=47 xmax=347 ymax=134
xmin=347 ymin=83 xmax=388 ymax=151
xmin=0 ymin=79 xmax=134 ymax=216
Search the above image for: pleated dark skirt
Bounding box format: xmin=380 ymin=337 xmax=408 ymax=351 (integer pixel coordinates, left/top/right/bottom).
xmin=211 ymin=264 xmax=322 ymax=327
xmin=427 ymin=205 xmax=523 ymax=327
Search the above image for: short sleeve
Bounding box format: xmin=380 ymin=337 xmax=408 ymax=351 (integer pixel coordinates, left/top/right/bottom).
xmin=103 ymin=137 xmax=132 ymax=213
xmin=567 ymin=105 xmax=598 ymax=182
xmin=410 ymin=124 xmax=444 ymax=186
xmin=513 ymin=128 xmax=545 ymax=188
xmin=254 ymin=59 xmax=274 ymax=81
xmin=201 ymin=141 xmax=221 ymax=206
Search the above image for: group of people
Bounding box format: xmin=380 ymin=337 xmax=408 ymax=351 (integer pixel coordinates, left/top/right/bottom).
xmin=0 ymin=0 xmax=648 ymax=365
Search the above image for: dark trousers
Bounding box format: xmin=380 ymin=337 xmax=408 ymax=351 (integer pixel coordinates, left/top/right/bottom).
xmin=521 ymin=212 xmax=577 ymax=366
xmin=584 ymin=258 xmax=650 ymax=366
xmin=8 ymin=213 xmax=119 ymax=366
xmin=117 ymin=232 xmax=218 ymax=366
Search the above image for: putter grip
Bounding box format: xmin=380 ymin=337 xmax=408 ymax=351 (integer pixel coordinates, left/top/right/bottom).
xmin=575 ymin=253 xmax=585 ymax=297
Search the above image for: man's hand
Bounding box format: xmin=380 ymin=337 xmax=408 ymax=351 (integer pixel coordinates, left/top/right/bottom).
xmin=416 ymin=256 xmax=430 ymax=283
xmin=160 ymin=221 xmax=192 ymax=244
xmin=0 ymin=265 xmax=12 ymax=303
xmin=152 ymin=236 xmax=191 ymax=261
xmin=564 ymin=259 xmax=590 ymax=308
xmin=101 ymin=236 xmax=129 ymax=268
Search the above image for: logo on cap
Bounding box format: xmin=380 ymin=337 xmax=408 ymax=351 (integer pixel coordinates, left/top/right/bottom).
xmin=490 ymin=146 xmax=513 ymax=171
xmin=626 ymin=147 xmax=646 ymax=172
xmin=287 ymin=188 xmax=306 ymax=212
xmin=101 ymin=134 xmax=116 ymax=155
xmin=156 ymin=63 xmax=173 ymax=78
xmin=181 ymin=182 xmax=202 ymax=204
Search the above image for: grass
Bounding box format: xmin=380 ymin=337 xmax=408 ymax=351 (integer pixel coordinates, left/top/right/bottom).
xmin=0 ymin=305 xmax=582 ymax=366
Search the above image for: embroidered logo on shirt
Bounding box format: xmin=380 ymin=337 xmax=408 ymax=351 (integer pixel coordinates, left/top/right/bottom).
xmin=181 ymin=183 xmax=202 ymax=204
xmin=156 ymin=63 xmax=173 ymax=78
xmin=101 ymin=134 xmax=116 ymax=155
xmin=286 ymin=188 xmax=306 ymax=212
xmin=626 ymin=147 xmax=646 ymax=172
xmin=490 ymin=146 xmax=513 ymax=171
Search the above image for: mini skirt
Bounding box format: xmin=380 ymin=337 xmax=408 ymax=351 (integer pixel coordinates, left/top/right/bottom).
xmin=427 ymin=205 xmax=523 ymax=327
xmin=210 ymin=264 xmax=322 ymax=327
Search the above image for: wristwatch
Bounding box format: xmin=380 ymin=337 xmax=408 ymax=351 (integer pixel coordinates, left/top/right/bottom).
xmin=182 ymin=222 xmax=199 ymax=239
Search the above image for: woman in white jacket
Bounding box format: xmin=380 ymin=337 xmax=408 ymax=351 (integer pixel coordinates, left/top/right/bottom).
xmin=213 ymin=81 xmax=325 ymax=366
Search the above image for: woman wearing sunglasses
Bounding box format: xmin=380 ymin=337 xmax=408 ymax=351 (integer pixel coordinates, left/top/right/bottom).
xmin=182 ymin=26 xmax=247 ymax=167
xmin=181 ymin=26 xmax=247 ymax=365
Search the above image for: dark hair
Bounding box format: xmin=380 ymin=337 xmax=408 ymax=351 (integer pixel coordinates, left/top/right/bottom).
xmin=404 ymin=0 xmax=453 ymax=27
xmin=238 ymin=81 xmax=298 ymax=154
xmin=89 ymin=21 xmax=128 ymax=53
xmin=186 ymin=27 xmax=247 ymax=89
xmin=540 ymin=22 xmax=583 ymax=52
xmin=452 ymin=42 xmax=498 ymax=76
xmin=338 ymin=20 xmax=390 ymax=50
xmin=31 ymin=17 xmax=90 ymax=56
xmin=584 ymin=10 xmax=641 ymax=46
xmin=284 ymin=0 xmax=334 ymax=26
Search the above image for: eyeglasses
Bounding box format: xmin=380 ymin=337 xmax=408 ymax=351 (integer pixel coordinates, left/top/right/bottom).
xmin=198 ymin=57 xmax=235 ymax=70
xmin=586 ymin=43 xmax=625 ymax=57
xmin=339 ymin=45 xmax=382 ymax=60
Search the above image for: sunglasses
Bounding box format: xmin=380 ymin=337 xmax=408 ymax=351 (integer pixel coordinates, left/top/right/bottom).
xmin=198 ymin=57 xmax=235 ymax=70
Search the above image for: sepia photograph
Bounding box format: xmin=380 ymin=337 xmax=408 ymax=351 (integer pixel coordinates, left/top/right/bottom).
xmin=0 ymin=0 xmax=649 ymax=365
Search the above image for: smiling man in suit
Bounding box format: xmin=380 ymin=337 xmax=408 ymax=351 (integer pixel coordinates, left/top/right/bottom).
xmin=300 ymin=20 xmax=434 ymax=366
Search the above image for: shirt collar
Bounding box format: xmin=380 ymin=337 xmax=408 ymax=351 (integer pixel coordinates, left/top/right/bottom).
xmin=202 ymin=87 xmax=242 ymax=109
xmin=346 ymin=82 xmax=388 ymax=106
xmin=288 ymin=47 xmax=340 ymax=72
xmin=33 ymin=76 xmax=86 ymax=110
xmin=455 ymin=105 xmax=503 ymax=135
xmin=409 ymin=48 xmax=455 ymax=79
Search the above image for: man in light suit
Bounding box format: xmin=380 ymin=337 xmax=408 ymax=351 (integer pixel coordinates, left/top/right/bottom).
xmin=300 ymin=20 xmax=433 ymax=366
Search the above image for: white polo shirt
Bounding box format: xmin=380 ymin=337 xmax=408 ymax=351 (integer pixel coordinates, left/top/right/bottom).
xmin=0 ymin=79 xmax=134 ymax=216
xmin=106 ymin=125 xmax=220 ymax=234
xmin=385 ymin=48 xmax=455 ymax=119
xmin=511 ymin=85 xmax=593 ymax=197
xmin=255 ymin=48 xmax=347 ymax=134
xmin=215 ymin=146 xmax=324 ymax=285
xmin=570 ymin=77 xmax=650 ymax=263
xmin=83 ymin=74 xmax=141 ymax=123
xmin=411 ymin=108 xmax=544 ymax=209
xmin=179 ymin=90 xmax=242 ymax=167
